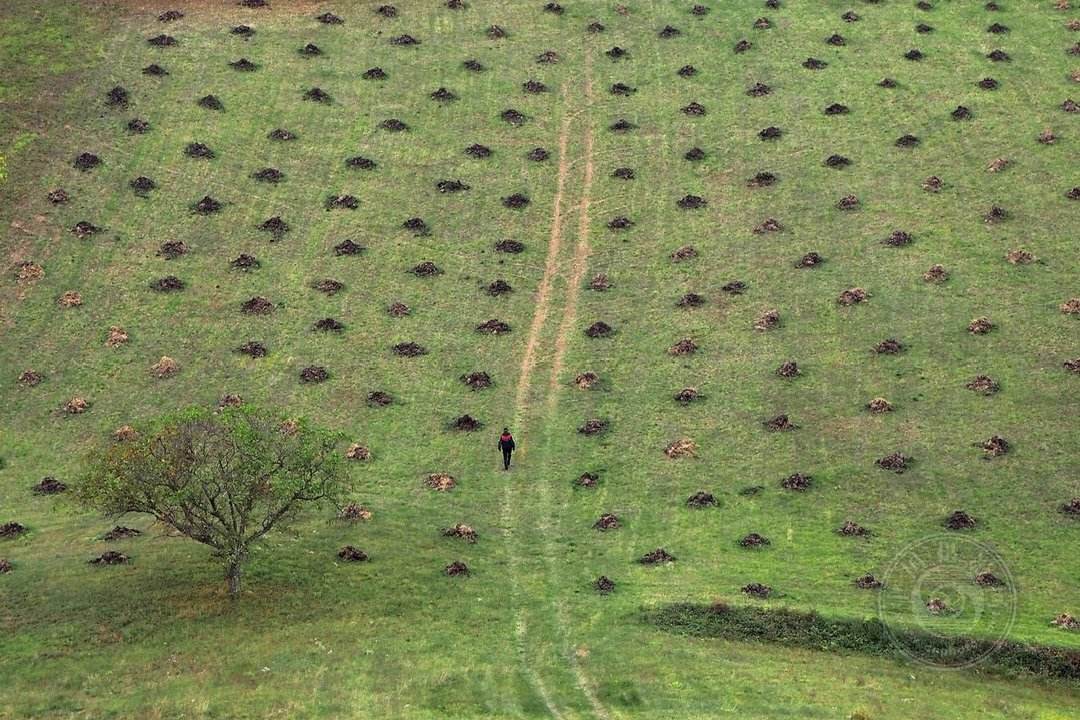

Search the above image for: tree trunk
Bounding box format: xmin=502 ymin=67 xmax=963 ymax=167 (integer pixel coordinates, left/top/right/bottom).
xmin=226 ymin=559 xmax=242 ymax=596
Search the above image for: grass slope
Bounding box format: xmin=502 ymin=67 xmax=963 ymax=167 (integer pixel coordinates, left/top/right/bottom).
xmin=1 ymin=1 xmax=1078 ymax=718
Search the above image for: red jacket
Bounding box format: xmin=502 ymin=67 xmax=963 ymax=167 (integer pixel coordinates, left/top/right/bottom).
xmin=498 ymin=433 xmax=515 ymax=452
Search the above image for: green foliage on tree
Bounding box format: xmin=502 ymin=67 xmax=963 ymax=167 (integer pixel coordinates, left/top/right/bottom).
xmin=77 ymin=405 xmax=348 ymax=595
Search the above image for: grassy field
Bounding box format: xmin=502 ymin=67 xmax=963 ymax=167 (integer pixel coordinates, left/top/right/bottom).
xmin=1 ymin=1 xmax=1078 ymax=718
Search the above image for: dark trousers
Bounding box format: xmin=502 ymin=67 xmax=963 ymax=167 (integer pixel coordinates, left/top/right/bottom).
xmin=502 ymin=449 xmax=512 ymax=470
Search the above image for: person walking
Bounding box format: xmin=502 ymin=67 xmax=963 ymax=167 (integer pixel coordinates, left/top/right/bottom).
xmin=498 ymin=427 xmax=516 ymax=470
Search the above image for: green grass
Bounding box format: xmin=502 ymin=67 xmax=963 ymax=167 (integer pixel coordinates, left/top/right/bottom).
xmin=1 ymin=1 xmax=1078 ymax=718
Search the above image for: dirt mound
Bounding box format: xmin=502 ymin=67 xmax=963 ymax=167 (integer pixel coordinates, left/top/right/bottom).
xmin=1061 ymin=298 xmax=1080 ymax=315
xmin=218 ymin=394 xmax=243 ymax=410
xmin=678 ymin=293 xmax=705 ymax=308
xmin=103 ymin=526 xmax=141 ymax=541
xmin=447 ymin=0 xmax=465 ymax=9
xmin=838 ymin=521 xmax=868 ymax=537
xmin=734 ymin=39 xmax=752 ymax=53
xmin=185 ymin=142 xmax=214 ymax=159
xmin=1052 ymin=613 xmax=1079 ymax=630
xmin=682 ymin=102 xmax=706 ymax=116
xmin=1065 ymin=358 xmax=1080 ymax=373
xmin=344 ymin=443 xmax=371 ymax=462
xmin=148 ymin=34 xmax=178 ymax=47
xmin=32 ymin=476 xmax=66 ymax=495
xmin=536 ymin=50 xmax=559 ymax=64
xmin=923 ymin=264 xmax=948 ymax=282
xmin=585 ymin=321 xmax=612 ymax=338
xmin=684 ymin=147 xmax=706 ymax=162
xmin=299 ymin=43 xmax=323 ymax=57
xmin=639 ymin=548 xmax=675 ymax=564
xmin=905 ymin=49 xmax=924 ymax=61
xmin=878 ymin=230 xmax=915 ymax=249
xmin=326 ymin=194 xmax=359 ymax=210
xmin=376 ymin=4 xmax=397 ymax=17
xmin=593 ymin=513 xmax=619 ymax=531
xmin=502 ymin=193 xmax=530 ymax=209
xmin=686 ymin=491 xmax=716 ymax=508
xmin=230 ymin=58 xmax=258 ymax=72
xmin=842 ymin=10 xmax=860 ymax=21
xmin=241 ymin=296 xmax=273 ymax=314
xmin=1061 ymin=498 xmax=1080 ymax=516
xmin=390 ymin=343 xmax=423 ymax=356
xmin=501 ymin=109 xmax=526 ymax=126
xmin=338 ymin=546 xmax=369 ymax=562
xmin=747 ymin=82 xmax=771 ymax=96
xmin=433 ymin=179 xmax=471 ymax=195
xmin=867 ymin=397 xmax=893 ymax=414
xmin=57 ymin=290 xmax=82 ymax=308
xmin=143 ymin=64 xmax=168 ymax=76
xmin=589 ymin=273 xmax=611 ymax=290
xmin=443 ymin=524 xmax=478 ymax=543
xmin=427 ymin=473 xmax=456 ymax=491
xmin=984 ymin=204 xmax=1009 ymax=224
xmin=105 ymin=326 xmax=128 ymax=348
xmin=677 ymin=194 xmax=707 ymax=209
xmin=754 ymin=309 xmax=780 ymax=331
xmin=874 ymin=338 xmax=904 ymax=354
xmin=764 ymin=414 xmax=797 ymax=431
xmin=0 ymin=559 xmax=12 ymax=573
xmin=747 ymin=171 xmax=776 ymax=187
xmin=0 ymin=522 xmax=27 ymax=538
xmin=430 ymin=87 xmax=456 ymax=103
xmin=824 ymin=103 xmax=849 ymax=116
xmin=825 ymin=154 xmax=851 ymax=169
xmin=742 ymin=583 xmax=773 ymax=598
xmin=796 ymin=252 xmax=823 ymax=268
xmin=574 ymin=372 xmax=599 ymax=389
xmin=945 ymin=510 xmax=977 ymax=530
xmin=198 ymin=95 xmax=224 ymax=111
xmin=461 ymin=371 xmax=492 ymax=390
xmin=477 ymin=319 xmax=511 ymax=334
xmin=836 ymin=195 xmax=859 ymax=211
xmin=1064 ymin=99 xmax=1079 ymax=113
xmin=304 ymin=88 xmax=332 ymax=103
xmin=922 ymin=175 xmax=943 ymax=192
xmin=780 ymin=473 xmax=811 ymax=491
xmin=487 ymin=280 xmax=512 ymax=296
xmin=1067 ymin=187 xmax=1080 ymax=200
xmin=775 ymin=360 xmax=800 ymax=378
xmin=403 ymin=218 xmax=430 ymax=236
xmin=251 ymin=167 xmax=283 ymax=184
xmin=758 ymin=126 xmax=782 ymax=141
xmin=130 ymin=175 xmax=157 ymax=194
xmin=313 ymin=318 xmax=344 ymax=333
xmin=609 ymin=119 xmax=636 ymax=133
xmin=671 ymin=245 xmax=697 ymax=262
xmin=238 ymin=341 xmax=267 ymax=358
xmin=48 ymin=188 xmax=70 ymax=204
xmin=368 ymin=391 xmax=393 ymax=407
xmin=231 ymin=254 xmax=259 ymax=271
xmin=151 ymin=356 xmax=180 ymax=378
xmin=155 ymin=240 xmax=186 ymax=260
xmin=875 ymin=452 xmax=910 ymax=473
xmin=677 ymin=65 xmax=697 ymax=78
xmin=979 ymin=435 xmax=1010 ymax=456
xmin=739 ymin=533 xmax=770 ymax=548
xmin=231 ymin=25 xmax=255 ymax=37
xmin=838 ymin=287 xmax=869 ymax=306
xmin=451 ymin=414 xmax=481 ymax=432
xmin=494 ymin=239 xmax=524 ymax=254
xmin=968 ymin=316 xmax=994 ymax=334
xmin=316 ymin=12 xmax=343 ymax=24
xmin=445 ymin=561 xmax=469 ymax=576
xmin=668 ymin=338 xmax=697 ymax=355
xmin=14 ymin=262 xmax=43 ymax=283
xmin=826 ymin=33 xmax=846 ymax=46
xmin=721 ymin=281 xmax=747 ymax=295
xmin=674 ymin=387 xmax=700 ymax=404
xmin=312 ymin=279 xmax=344 ymax=295
xmin=90 ymin=551 xmax=129 ymax=565
xmin=344 ymin=156 xmax=376 ymax=172
xmin=74 ymin=153 xmax=100 ymax=171
xmin=339 ymin=503 xmax=372 ymax=521
xmin=587 ymin=22 xmax=606 ymax=33
xmin=579 ymin=418 xmax=608 ymax=436
xmin=987 ymin=49 xmax=1010 ymax=62
xmin=975 ymin=571 xmax=1004 ymax=587
xmin=803 ymin=57 xmax=827 ymax=69
xmin=18 ymin=369 xmax=43 ymax=386
xmin=411 ymin=261 xmax=441 ymax=277
xmin=72 ymin=221 xmax=100 ymax=239
xmin=105 ymin=85 xmax=129 ymax=109
xmin=192 ymin=196 xmax=222 ymax=215
xmin=240 ymin=0 xmax=268 ymax=7
xmin=594 ymin=576 xmax=615 ymax=594
xmin=895 ymin=134 xmax=920 ymax=148
xmin=465 ymin=144 xmax=492 ymax=159
xmin=855 ymin=574 xmax=883 ymax=589
xmin=300 ymin=366 xmax=329 ymax=383
xmin=664 ymin=438 xmax=697 ymax=458
xmin=575 ymin=472 xmax=599 ymax=488
xmin=966 ymin=375 xmax=999 ymax=394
